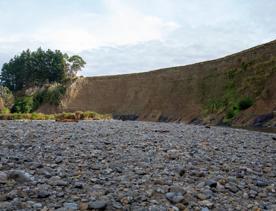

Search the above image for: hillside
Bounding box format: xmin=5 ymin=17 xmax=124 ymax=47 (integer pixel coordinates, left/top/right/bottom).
xmin=39 ymin=40 xmax=276 ymax=127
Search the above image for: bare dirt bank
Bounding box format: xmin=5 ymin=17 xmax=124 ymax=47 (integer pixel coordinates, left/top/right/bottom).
xmin=39 ymin=40 xmax=276 ymax=127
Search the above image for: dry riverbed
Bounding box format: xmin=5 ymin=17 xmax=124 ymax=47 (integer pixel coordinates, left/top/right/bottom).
xmin=0 ymin=120 xmax=275 ymax=210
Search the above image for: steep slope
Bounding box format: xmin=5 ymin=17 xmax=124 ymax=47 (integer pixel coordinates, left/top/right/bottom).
xmin=42 ymin=40 xmax=276 ymax=126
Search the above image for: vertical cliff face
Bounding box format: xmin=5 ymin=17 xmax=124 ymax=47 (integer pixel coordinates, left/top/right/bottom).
xmin=59 ymin=71 xmax=204 ymax=122
xmin=39 ymin=40 xmax=276 ymax=126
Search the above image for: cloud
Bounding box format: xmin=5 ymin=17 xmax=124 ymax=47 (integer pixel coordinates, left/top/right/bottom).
xmin=79 ymin=40 xmax=234 ymax=76
xmin=0 ymin=0 xmax=179 ymax=52
xmin=0 ymin=0 xmax=275 ymax=76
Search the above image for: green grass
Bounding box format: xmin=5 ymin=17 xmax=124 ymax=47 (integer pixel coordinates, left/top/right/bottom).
xmin=1 ymin=107 xmax=10 ymax=114
xmin=238 ymin=96 xmax=253 ymax=110
xmin=202 ymin=62 xmax=260 ymax=124
xmin=0 ymin=113 xmax=55 ymax=120
xmin=0 ymin=111 xmax=111 ymax=121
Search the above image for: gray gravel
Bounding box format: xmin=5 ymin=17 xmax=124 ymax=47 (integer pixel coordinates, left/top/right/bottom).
xmin=0 ymin=120 xmax=275 ymax=210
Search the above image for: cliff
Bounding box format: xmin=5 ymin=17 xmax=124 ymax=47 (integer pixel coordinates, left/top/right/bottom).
xmin=39 ymin=40 xmax=276 ymax=127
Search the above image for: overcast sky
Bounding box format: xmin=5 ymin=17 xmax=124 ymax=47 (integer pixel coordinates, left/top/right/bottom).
xmin=0 ymin=0 xmax=275 ymax=76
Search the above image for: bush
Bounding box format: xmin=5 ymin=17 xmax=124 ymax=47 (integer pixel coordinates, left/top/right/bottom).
xmin=55 ymin=112 xmax=76 ymax=121
xmin=82 ymin=111 xmax=97 ymax=119
xmin=33 ymin=84 xmax=66 ymax=110
xmin=238 ymin=97 xmax=253 ymax=110
xmin=224 ymin=104 xmax=240 ymax=122
xmin=11 ymin=96 xmax=34 ymax=113
xmin=45 ymin=85 xmax=66 ymax=105
xmin=1 ymin=107 xmax=10 ymax=114
xmin=226 ymin=109 xmax=235 ymax=119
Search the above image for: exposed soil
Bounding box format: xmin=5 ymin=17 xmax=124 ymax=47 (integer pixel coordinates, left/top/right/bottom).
xmin=38 ymin=40 xmax=276 ymax=127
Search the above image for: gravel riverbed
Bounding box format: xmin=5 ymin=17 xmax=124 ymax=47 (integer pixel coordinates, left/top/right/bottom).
xmin=0 ymin=120 xmax=275 ymax=211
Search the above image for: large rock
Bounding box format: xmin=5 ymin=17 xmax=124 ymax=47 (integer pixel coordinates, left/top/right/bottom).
xmin=0 ymin=171 xmax=8 ymax=184
xmin=7 ymin=170 xmax=34 ymax=183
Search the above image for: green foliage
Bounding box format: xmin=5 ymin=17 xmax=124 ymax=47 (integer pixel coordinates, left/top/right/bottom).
xmin=227 ymin=69 xmax=237 ymax=80
xmin=238 ymin=96 xmax=253 ymax=110
xmin=226 ymin=105 xmax=240 ymax=119
xmin=55 ymin=112 xmax=76 ymax=120
xmin=0 ymin=113 xmax=55 ymax=120
xmin=55 ymin=111 xmax=111 ymax=121
xmin=204 ymin=68 xmax=255 ymax=124
xmin=10 ymin=84 xmax=66 ymax=113
xmin=205 ymin=99 xmax=224 ymax=113
xmin=67 ymin=55 xmax=86 ymax=77
xmin=12 ymin=96 xmax=34 ymax=113
xmin=0 ymin=48 xmax=85 ymax=91
xmin=0 ymin=86 xmax=14 ymax=107
xmin=1 ymin=107 xmax=10 ymax=114
xmin=0 ymin=111 xmax=111 ymax=121
xmin=223 ymin=96 xmax=254 ymax=123
xmin=33 ymin=84 xmax=66 ymax=109
xmin=45 ymin=85 xmax=66 ymax=105
xmin=82 ymin=111 xmax=97 ymax=119
xmin=30 ymin=113 xmax=55 ymax=120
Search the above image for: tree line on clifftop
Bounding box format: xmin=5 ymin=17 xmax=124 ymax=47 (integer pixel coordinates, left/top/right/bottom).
xmin=0 ymin=48 xmax=86 ymax=113
xmin=0 ymin=48 xmax=86 ymax=91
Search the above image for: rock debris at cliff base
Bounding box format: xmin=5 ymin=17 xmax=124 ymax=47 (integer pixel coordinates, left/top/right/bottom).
xmin=0 ymin=120 xmax=275 ymax=210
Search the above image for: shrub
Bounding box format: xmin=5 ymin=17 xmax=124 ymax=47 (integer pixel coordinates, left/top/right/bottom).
xmin=44 ymin=85 xmax=66 ymax=105
xmin=238 ymin=97 xmax=253 ymax=110
xmin=55 ymin=112 xmax=77 ymax=121
xmin=226 ymin=109 xmax=235 ymax=119
xmin=33 ymin=84 xmax=66 ymax=110
xmin=205 ymin=99 xmax=224 ymax=113
xmin=224 ymin=104 xmax=240 ymax=122
xmin=1 ymin=107 xmax=10 ymax=114
xmin=82 ymin=111 xmax=97 ymax=119
xmin=11 ymin=96 xmax=34 ymax=113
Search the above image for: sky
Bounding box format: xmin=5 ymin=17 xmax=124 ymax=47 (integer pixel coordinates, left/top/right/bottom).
xmin=0 ymin=0 xmax=275 ymax=76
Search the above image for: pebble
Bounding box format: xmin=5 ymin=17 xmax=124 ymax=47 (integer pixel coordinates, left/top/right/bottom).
xmin=37 ymin=190 xmax=50 ymax=198
xmin=0 ymin=171 xmax=8 ymax=184
xmin=225 ymin=183 xmax=239 ymax=193
xmin=63 ymin=202 xmax=78 ymax=210
xmin=88 ymin=200 xmax=107 ymax=209
xmin=205 ymin=179 xmax=217 ymax=188
xmin=33 ymin=203 xmax=43 ymax=209
xmin=7 ymin=170 xmax=34 ymax=183
xmin=256 ymin=180 xmax=269 ymax=187
xmin=0 ymin=120 xmax=274 ymax=210
xmin=199 ymin=200 xmax=214 ymax=208
xmin=165 ymin=192 xmax=185 ymax=204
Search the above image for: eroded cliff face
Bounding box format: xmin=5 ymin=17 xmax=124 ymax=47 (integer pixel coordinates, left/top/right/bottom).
xmin=0 ymin=98 xmax=4 ymax=111
xmin=39 ymin=40 xmax=276 ymax=126
xmin=59 ymin=72 xmax=202 ymax=122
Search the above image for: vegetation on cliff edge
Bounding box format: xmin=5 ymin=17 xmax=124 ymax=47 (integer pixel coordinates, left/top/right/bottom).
xmin=0 ymin=48 xmax=86 ymax=114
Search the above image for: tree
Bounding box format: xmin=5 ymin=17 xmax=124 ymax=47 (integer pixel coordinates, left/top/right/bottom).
xmin=0 ymin=48 xmax=86 ymax=91
xmin=66 ymin=55 xmax=86 ymax=78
